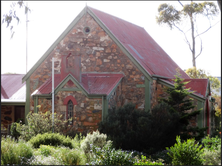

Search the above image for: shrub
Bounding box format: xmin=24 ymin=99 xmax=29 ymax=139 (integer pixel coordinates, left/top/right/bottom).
xmin=166 ymin=136 xmax=204 ymax=165
xmin=81 ymin=130 xmax=110 ymax=154
xmin=29 ymin=155 xmax=62 ymax=165
xmin=151 ymin=150 xmax=172 ymax=165
xmin=134 ymin=155 xmax=164 ymax=165
xmin=1 ymin=136 xmax=33 ymax=165
xmin=38 ymin=145 xmax=53 ymax=157
xmin=201 ymin=145 xmax=221 ymax=165
xmin=10 ymin=122 xmax=21 ymax=140
xmin=29 ymin=132 xmax=73 ymax=149
xmin=201 ymin=135 xmax=221 ymax=151
xmin=16 ymin=111 xmax=75 ymax=141
xmin=56 ymin=146 xmax=87 ymax=165
xmin=72 ymin=133 xmax=86 ymax=149
xmin=87 ymin=143 xmax=135 ymax=165
xmin=99 ymin=102 xmax=181 ymax=155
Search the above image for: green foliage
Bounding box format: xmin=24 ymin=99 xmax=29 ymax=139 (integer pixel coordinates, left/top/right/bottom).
xmin=56 ymin=146 xmax=87 ymax=165
xmin=10 ymin=122 xmax=21 ymax=140
xmin=1 ymin=136 xmax=33 ymax=165
xmin=160 ymin=70 xmax=207 ymax=141
xmin=29 ymin=132 xmax=73 ymax=149
xmin=99 ymin=102 xmax=183 ymax=155
xmin=38 ymin=145 xmax=53 ymax=157
xmin=72 ymin=132 xmax=86 ymax=149
xmin=151 ymin=150 xmax=172 ymax=165
xmin=81 ymin=130 xmax=111 ymax=154
xmin=156 ymin=3 xmax=181 ymax=29
xmin=201 ymin=135 xmax=221 ymax=151
xmin=166 ymin=136 xmax=204 ymax=165
xmin=2 ymin=1 xmax=31 ymax=38
xmin=16 ymin=111 xmax=73 ymax=141
xmin=186 ymin=67 xmax=221 ymax=94
xmin=30 ymin=141 xmax=86 ymax=165
xmin=134 ymin=155 xmax=164 ymax=165
xmin=156 ymin=2 xmax=219 ymax=68
xmin=87 ymin=143 xmax=135 ymax=165
xmin=201 ymin=145 xmax=221 ymax=165
xmin=29 ymin=155 xmax=62 ymax=165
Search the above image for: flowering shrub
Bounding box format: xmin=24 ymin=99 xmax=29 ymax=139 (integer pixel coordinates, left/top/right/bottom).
xmin=29 ymin=155 xmax=62 ymax=165
xmin=81 ymin=130 xmax=109 ymax=154
xmin=201 ymin=145 xmax=221 ymax=165
xmin=87 ymin=143 xmax=135 ymax=165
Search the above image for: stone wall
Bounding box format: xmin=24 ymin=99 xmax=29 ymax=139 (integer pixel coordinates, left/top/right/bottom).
xmin=29 ymin=13 xmax=146 ymax=118
xmin=55 ymin=91 xmax=102 ymax=133
xmin=1 ymin=105 xmax=14 ymax=129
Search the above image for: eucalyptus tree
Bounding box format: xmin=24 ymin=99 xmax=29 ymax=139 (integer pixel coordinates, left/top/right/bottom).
xmin=2 ymin=0 xmax=31 ymax=38
xmin=156 ymin=1 xmax=219 ymax=68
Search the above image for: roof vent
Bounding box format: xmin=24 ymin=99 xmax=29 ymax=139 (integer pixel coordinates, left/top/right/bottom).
xmin=83 ymin=27 xmax=90 ymax=34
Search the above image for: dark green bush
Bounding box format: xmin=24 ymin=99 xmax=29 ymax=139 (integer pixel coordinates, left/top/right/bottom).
xmin=151 ymin=150 xmax=172 ymax=165
xmin=166 ymin=136 xmax=204 ymax=165
xmin=99 ymin=102 xmax=181 ymax=155
xmin=1 ymin=136 xmax=33 ymax=165
xmin=29 ymin=132 xmax=73 ymax=149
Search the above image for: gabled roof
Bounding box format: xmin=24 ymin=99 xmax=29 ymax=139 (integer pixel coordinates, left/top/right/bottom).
xmin=81 ymin=73 xmax=124 ymax=95
xmin=159 ymin=78 xmax=209 ymax=99
xmin=1 ymin=74 xmax=26 ymax=101
xmin=88 ymin=6 xmax=190 ymax=79
xmin=22 ymin=6 xmax=189 ymax=83
xmin=32 ymin=73 xmax=124 ymax=96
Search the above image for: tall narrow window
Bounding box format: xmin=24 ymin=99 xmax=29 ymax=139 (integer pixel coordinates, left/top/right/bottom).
xmin=67 ymin=100 xmax=73 ymax=124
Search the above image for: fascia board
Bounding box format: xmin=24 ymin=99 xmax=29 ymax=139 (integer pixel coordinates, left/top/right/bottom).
xmin=54 ymin=74 xmax=89 ymax=96
xmin=87 ymin=7 xmax=153 ymax=82
xmin=22 ymin=7 xmax=87 ymax=83
xmin=157 ymin=79 xmax=205 ymax=102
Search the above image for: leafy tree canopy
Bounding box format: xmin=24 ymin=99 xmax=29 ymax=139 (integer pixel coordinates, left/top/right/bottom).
xmin=156 ymin=1 xmax=219 ymax=69
xmin=2 ymin=0 xmax=31 ymax=38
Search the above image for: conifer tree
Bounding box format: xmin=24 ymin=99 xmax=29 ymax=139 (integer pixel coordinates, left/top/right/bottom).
xmin=160 ymin=69 xmax=207 ymax=141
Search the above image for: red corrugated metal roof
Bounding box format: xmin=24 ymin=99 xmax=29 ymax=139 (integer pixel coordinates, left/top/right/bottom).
xmin=33 ymin=73 xmax=124 ymax=95
xmin=81 ymin=73 xmax=124 ymax=95
xmin=88 ymin=7 xmax=190 ymax=79
xmin=33 ymin=74 xmax=62 ymax=95
xmin=160 ymin=78 xmax=208 ymax=98
xmin=1 ymin=74 xmax=26 ymax=99
xmin=184 ymin=79 xmax=208 ymax=97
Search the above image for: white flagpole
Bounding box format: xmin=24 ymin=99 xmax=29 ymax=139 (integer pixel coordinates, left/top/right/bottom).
xmin=52 ymin=57 xmax=54 ymax=132
xmin=26 ymin=2 xmax=28 ymax=73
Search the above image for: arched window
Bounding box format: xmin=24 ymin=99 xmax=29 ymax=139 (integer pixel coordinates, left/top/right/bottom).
xmin=67 ymin=100 xmax=73 ymax=124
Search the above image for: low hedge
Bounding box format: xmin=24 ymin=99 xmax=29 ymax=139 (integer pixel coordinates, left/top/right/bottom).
xmin=29 ymin=132 xmax=73 ymax=149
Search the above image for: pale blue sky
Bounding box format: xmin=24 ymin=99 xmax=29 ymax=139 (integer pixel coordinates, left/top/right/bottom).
xmin=1 ymin=1 xmax=221 ymax=76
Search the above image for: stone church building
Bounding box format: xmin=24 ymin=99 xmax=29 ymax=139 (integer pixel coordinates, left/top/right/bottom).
xmin=1 ymin=6 xmax=215 ymax=135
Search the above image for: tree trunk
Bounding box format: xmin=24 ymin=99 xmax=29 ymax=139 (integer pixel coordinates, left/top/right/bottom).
xmin=190 ymin=15 xmax=196 ymax=68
